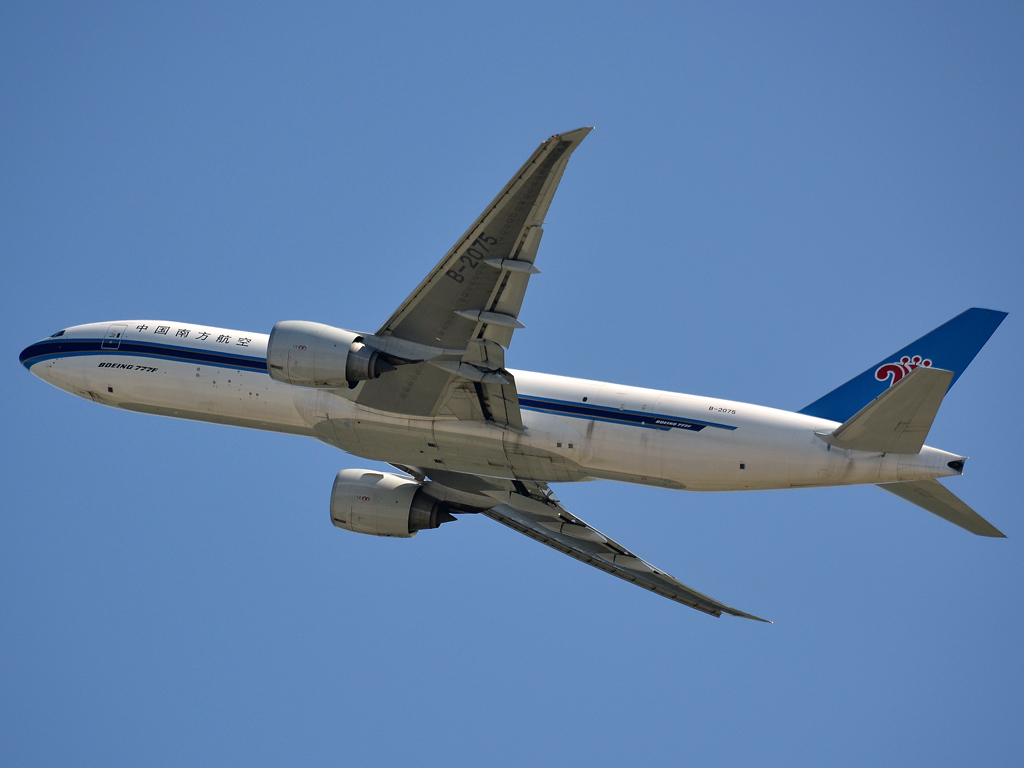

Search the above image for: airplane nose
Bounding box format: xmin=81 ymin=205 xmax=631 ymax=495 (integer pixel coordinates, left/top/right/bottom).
xmin=20 ymin=342 xmax=38 ymax=369
xmin=20 ymin=338 xmax=55 ymax=372
xmin=21 ymin=329 xmax=73 ymax=377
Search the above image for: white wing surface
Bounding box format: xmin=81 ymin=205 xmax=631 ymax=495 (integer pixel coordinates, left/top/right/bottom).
xmin=356 ymin=128 xmax=592 ymax=425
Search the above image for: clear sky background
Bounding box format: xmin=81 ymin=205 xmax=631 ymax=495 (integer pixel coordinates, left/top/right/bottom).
xmin=3 ymin=2 xmax=1022 ymax=765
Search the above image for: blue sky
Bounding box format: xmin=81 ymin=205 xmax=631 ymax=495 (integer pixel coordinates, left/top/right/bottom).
xmin=3 ymin=2 xmax=1022 ymax=765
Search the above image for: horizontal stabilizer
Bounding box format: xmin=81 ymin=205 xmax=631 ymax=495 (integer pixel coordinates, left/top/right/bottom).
xmin=822 ymin=366 xmax=953 ymax=454
xmin=878 ymin=479 xmax=1005 ymax=537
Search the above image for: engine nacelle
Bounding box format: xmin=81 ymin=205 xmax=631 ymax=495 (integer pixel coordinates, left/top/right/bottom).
xmin=266 ymin=320 xmax=395 ymax=388
xmin=330 ymin=469 xmax=456 ymax=538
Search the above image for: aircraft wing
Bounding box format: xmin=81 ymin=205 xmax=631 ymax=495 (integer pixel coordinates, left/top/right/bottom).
xmin=356 ymin=128 xmax=593 ymax=425
xmin=399 ymin=465 xmax=769 ymax=621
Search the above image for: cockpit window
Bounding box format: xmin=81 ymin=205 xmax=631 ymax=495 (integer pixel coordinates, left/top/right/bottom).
xmin=49 ymin=330 xmax=65 ymax=338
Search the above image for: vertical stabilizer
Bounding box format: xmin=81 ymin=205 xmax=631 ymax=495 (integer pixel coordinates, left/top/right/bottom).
xmin=799 ymin=308 xmax=1006 ymax=424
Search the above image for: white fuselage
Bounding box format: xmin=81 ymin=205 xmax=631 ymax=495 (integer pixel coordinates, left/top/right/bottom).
xmin=23 ymin=321 xmax=963 ymax=491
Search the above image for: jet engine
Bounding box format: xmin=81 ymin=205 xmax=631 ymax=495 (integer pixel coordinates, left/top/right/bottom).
xmin=266 ymin=320 xmax=396 ymax=388
xmin=330 ymin=469 xmax=457 ymax=538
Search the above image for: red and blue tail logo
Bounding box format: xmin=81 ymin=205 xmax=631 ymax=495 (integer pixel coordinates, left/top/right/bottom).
xmin=875 ymin=355 xmax=932 ymax=387
xmin=799 ymin=308 xmax=1007 ymax=424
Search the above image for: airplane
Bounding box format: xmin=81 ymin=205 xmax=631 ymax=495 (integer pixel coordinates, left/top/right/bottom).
xmin=19 ymin=127 xmax=1008 ymax=622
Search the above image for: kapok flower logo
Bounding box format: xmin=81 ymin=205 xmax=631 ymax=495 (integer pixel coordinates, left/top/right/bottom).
xmin=875 ymin=355 xmax=932 ymax=387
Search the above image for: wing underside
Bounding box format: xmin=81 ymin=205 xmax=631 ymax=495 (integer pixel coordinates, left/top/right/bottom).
xmin=348 ymin=130 xmax=767 ymax=621
xmin=355 ymin=128 xmax=593 ymax=424
xmin=400 ymin=465 xmax=770 ymax=622
xmin=483 ymin=501 xmax=769 ymax=621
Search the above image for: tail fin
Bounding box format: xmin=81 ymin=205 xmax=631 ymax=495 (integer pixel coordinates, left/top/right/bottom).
xmin=799 ymin=308 xmax=1007 ymax=424
xmin=878 ymin=479 xmax=1005 ymax=537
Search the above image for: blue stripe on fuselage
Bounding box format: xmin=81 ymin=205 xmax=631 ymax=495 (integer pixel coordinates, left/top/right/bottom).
xmin=20 ymin=338 xmax=733 ymax=433
xmin=19 ymin=337 xmax=268 ymax=372
xmin=518 ymin=395 xmax=736 ymax=432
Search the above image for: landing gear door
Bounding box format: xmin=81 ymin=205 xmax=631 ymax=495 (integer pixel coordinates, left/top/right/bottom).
xmin=101 ymin=324 xmax=127 ymax=350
